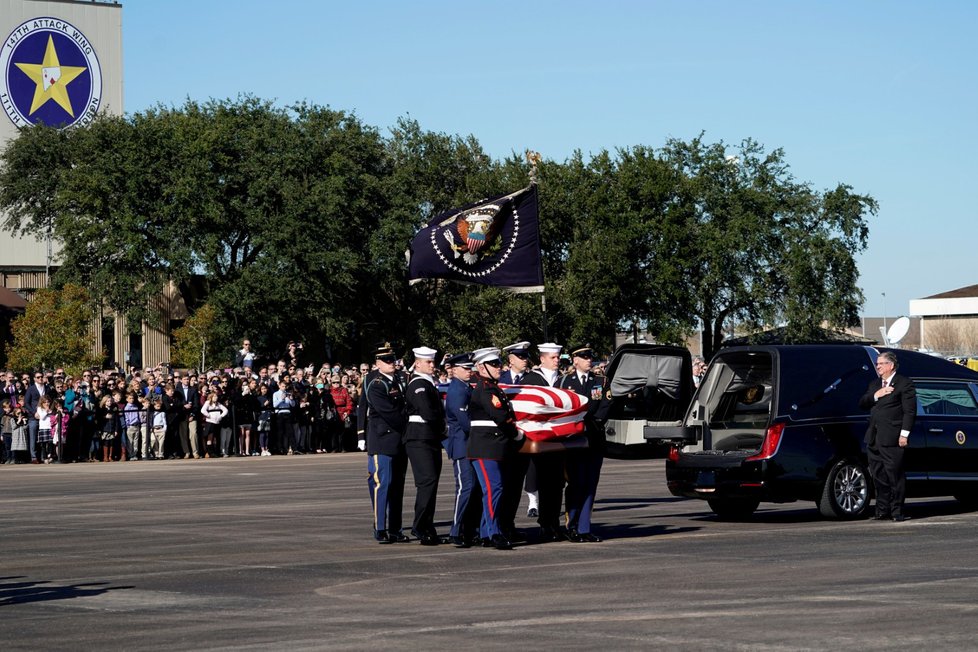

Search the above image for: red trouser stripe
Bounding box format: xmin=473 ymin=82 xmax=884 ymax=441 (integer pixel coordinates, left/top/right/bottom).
xmin=477 ymin=459 xmax=494 ymax=519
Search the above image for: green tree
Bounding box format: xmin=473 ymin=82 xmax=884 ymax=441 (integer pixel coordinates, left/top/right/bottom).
xmin=170 ymin=303 xmax=228 ymax=372
xmin=0 ymin=97 xmax=393 ymax=361
xmin=5 ymin=284 xmax=102 ymax=373
xmin=659 ymin=135 xmax=875 ymax=358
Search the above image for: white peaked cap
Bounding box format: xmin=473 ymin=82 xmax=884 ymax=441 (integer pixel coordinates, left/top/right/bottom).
xmin=537 ymin=342 xmax=563 ymax=354
xmin=472 ymin=347 xmax=501 ymax=364
xmin=502 ymin=341 xmax=531 ymax=354
xmin=412 ymin=346 xmax=438 ymax=360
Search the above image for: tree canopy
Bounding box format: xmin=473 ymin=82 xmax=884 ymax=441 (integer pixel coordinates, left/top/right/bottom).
xmin=0 ymin=97 xmax=876 ymax=363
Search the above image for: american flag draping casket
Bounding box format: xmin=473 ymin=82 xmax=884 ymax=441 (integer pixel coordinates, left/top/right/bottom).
xmin=499 ymin=384 xmax=589 ymax=441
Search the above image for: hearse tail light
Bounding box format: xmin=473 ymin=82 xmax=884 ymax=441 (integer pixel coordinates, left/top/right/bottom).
xmin=745 ymin=422 xmax=786 ymax=462
xmin=667 ymin=446 xmax=681 ymax=463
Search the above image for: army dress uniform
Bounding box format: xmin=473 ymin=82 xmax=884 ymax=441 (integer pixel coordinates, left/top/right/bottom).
xmin=556 ymin=346 xmax=611 ymax=542
xmin=404 ymin=346 xmax=446 ymax=545
xmin=365 ymin=349 xmax=409 ymax=543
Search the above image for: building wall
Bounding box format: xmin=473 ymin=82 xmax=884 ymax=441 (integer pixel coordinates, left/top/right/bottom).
xmin=0 ymin=1 xmax=130 ymax=369
xmin=920 ymin=316 xmax=978 ymax=357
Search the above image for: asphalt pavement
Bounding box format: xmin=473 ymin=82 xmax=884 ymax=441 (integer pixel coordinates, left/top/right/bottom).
xmin=2 ymin=454 xmax=978 ymax=651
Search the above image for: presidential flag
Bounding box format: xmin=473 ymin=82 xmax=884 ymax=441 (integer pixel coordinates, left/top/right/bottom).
xmin=406 ymin=185 xmax=544 ymax=293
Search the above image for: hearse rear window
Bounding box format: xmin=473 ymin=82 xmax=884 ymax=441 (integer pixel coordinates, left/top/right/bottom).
xmin=916 ymin=382 xmax=978 ymax=416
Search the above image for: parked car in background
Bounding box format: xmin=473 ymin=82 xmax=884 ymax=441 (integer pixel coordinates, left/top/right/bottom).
xmin=654 ymin=345 xmax=978 ymax=519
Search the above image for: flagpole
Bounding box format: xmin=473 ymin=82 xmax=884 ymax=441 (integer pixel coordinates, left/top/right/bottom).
xmin=526 ymin=150 xmax=548 ymax=340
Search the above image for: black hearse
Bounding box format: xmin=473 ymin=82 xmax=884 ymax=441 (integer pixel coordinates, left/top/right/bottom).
xmin=601 ymin=343 xmax=696 ymax=459
xmin=642 ymin=345 xmax=978 ymax=519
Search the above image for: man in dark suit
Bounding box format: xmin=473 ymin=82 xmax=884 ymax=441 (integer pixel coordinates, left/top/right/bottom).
xmin=24 ymin=371 xmax=49 ymax=463
xmin=859 ymin=351 xmax=916 ymax=521
xmin=176 ymin=375 xmax=201 ymax=459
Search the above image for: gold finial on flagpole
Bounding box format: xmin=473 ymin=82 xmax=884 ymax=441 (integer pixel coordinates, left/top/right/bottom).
xmin=525 ymin=150 xmax=542 ymax=185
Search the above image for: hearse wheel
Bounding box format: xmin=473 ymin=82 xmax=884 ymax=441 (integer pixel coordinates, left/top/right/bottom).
xmin=707 ymin=497 xmax=760 ymax=520
xmin=818 ymin=458 xmax=871 ymax=519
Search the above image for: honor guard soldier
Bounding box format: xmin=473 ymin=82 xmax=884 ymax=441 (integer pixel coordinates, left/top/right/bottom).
xmin=557 ymin=345 xmax=611 ymax=542
xmin=365 ymin=343 xmax=409 ymax=544
xmin=444 ymin=353 xmax=481 ymax=547
xmin=496 ymin=341 xmax=537 ymax=537
xmin=498 ymin=341 xmax=530 ymax=385
xmin=404 ymin=346 xmax=446 ymax=545
xmin=520 ymin=342 xmax=567 ymax=542
xmin=468 ymin=347 xmax=521 ymax=550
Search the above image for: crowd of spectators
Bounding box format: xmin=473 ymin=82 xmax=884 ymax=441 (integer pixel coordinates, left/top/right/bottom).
xmin=0 ymin=345 xmax=370 ymax=464
xmin=1 ymin=339 xmax=612 ymax=466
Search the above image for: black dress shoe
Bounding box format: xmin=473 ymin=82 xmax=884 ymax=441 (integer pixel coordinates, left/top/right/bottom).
xmin=389 ymin=531 xmax=410 ymax=543
xmin=491 ymin=534 xmax=513 ymax=550
xmin=567 ymin=529 xmax=585 ymax=543
xmin=419 ymin=533 xmax=439 ymax=546
xmin=892 ymin=515 xmax=909 ymax=522
xmin=375 ymin=530 xmax=393 ymax=544
xmin=450 ymin=535 xmax=471 ymax=548
xmin=538 ymin=526 xmax=561 ymax=543
xmin=481 ymin=537 xmax=493 ymax=548
xmin=580 ymin=532 xmax=603 ymax=542
xmin=527 ymin=507 xmax=539 ymax=518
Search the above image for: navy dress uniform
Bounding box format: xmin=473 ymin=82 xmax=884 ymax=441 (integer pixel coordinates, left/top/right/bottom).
xmin=467 ymin=347 xmax=521 ymax=550
xmin=520 ymin=342 xmax=567 ymax=541
xmin=498 ymin=341 xmax=530 ymax=385
xmin=404 ymin=346 xmax=447 ymax=545
xmin=557 ymin=345 xmax=611 ymax=542
xmin=499 ymin=342 xmax=539 ymax=541
xmin=365 ymin=343 xmax=409 ymax=543
xmin=443 ymin=353 xmax=481 ymax=547
xmin=496 ymin=341 xmax=536 ymax=537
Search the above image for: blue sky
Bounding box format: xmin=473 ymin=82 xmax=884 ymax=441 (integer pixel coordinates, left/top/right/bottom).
xmin=124 ymin=0 xmax=977 ymax=318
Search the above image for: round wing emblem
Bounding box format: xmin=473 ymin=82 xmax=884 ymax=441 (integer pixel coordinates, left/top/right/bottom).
xmin=955 ymin=431 xmax=967 ymax=445
xmin=1 ymin=17 xmax=103 ymax=129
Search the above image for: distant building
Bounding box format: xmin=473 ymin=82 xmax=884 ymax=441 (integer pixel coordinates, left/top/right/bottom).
xmin=910 ymin=284 xmax=978 ymax=357
xmin=0 ymin=2 xmax=186 ymax=369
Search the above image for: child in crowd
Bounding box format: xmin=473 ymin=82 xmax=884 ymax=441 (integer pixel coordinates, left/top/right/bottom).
xmin=256 ymin=383 xmax=272 ymax=456
xmin=201 ymin=392 xmax=227 ymax=459
xmin=98 ymin=394 xmax=119 ymax=462
xmin=1 ymin=399 xmax=13 ymax=464
xmin=123 ymin=392 xmax=143 ymax=461
xmin=11 ymin=405 xmax=28 ymax=463
xmin=35 ymin=395 xmax=54 ymax=463
xmin=150 ymin=397 xmax=166 ymax=459
xmin=51 ymin=398 xmax=70 ymax=463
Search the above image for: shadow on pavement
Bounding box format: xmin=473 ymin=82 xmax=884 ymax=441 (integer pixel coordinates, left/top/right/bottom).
xmin=0 ymin=576 xmax=133 ymax=607
xmin=598 ymin=523 xmax=701 ymax=540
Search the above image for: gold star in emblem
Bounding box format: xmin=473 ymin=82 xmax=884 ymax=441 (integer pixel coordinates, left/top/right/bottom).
xmin=14 ymin=35 xmax=87 ymax=117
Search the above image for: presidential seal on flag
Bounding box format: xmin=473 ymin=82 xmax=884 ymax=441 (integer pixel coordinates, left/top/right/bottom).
xmin=407 ymin=185 xmax=544 ymax=293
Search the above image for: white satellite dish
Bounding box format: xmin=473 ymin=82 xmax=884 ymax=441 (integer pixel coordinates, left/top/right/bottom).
xmin=886 ymin=316 xmax=911 ymax=346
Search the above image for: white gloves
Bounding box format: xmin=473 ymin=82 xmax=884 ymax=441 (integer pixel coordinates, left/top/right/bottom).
xmin=357 ymin=440 xmax=366 ymax=451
